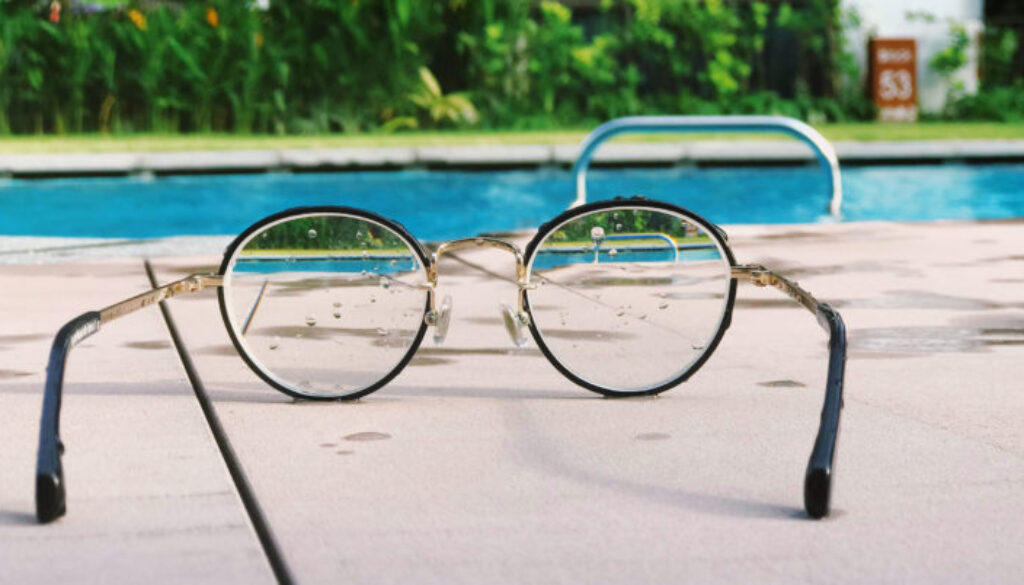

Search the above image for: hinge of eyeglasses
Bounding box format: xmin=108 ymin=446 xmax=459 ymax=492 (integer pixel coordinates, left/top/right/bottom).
xmin=732 ymin=265 xmax=775 ymax=287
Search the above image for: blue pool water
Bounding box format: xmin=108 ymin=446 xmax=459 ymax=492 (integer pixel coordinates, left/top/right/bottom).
xmin=234 ymin=256 xmax=418 ymax=274
xmin=531 ymin=246 xmax=720 ymax=269
xmin=1 ymin=164 xmax=1022 ymax=241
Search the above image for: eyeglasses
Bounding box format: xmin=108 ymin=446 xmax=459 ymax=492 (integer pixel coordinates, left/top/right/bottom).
xmin=36 ymin=197 xmax=845 ymax=523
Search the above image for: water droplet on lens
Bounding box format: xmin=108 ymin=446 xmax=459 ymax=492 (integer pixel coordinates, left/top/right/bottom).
xmin=389 ymin=259 xmax=397 ymax=266
xmin=269 ymin=337 xmax=281 ymax=350
xmin=659 ymin=302 xmax=669 ymax=310
xmin=370 ymin=297 xmax=377 ymax=303
xmin=305 ymin=315 xmax=317 ymax=327
xmin=608 ymin=248 xmax=618 ymax=257
xmin=307 ymin=229 xmax=317 ymax=240
xmin=333 ymin=301 xmax=342 ymax=308
xmin=380 ymin=279 xmax=390 ymax=290
xmin=333 ymin=311 xmax=341 ymax=319
xmin=376 ymin=328 xmax=387 ymax=336
xmin=615 ymin=223 xmax=623 ymax=231
xmin=360 ymin=270 xmax=368 ymax=277
xmin=356 ymin=230 xmax=363 ymax=239
xmin=617 ymin=311 xmax=625 ymax=317
xmin=590 ymin=226 xmax=605 ymax=239
xmin=692 ymin=344 xmax=706 ymax=350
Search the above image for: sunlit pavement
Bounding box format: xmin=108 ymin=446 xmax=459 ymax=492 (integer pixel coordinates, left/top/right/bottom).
xmin=1 ymin=219 xmax=1022 ymax=584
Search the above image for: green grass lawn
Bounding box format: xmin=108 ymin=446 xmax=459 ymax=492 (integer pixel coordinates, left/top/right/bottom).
xmin=2 ymin=122 xmax=1023 ymax=154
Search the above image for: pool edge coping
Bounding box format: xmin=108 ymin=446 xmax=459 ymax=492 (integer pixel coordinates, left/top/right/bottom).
xmin=3 ymin=139 xmax=1024 ymax=179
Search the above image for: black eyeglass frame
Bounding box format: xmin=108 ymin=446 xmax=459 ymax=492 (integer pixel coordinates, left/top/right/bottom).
xmin=35 ymin=197 xmax=845 ymax=524
xmin=522 ymin=198 xmax=740 ymax=398
xmin=217 ymin=206 xmax=434 ymax=403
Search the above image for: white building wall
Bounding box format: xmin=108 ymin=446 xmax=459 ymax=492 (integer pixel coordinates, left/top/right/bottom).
xmin=844 ymin=0 xmax=984 ymax=114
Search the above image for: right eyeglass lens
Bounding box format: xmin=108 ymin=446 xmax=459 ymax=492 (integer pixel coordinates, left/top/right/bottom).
xmin=526 ymin=206 xmax=732 ymax=393
xmin=222 ymin=213 xmax=428 ymax=398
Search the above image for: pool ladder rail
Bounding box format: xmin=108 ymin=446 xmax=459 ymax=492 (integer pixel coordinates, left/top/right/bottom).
xmin=571 ymin=115 xmax=843 ymax=219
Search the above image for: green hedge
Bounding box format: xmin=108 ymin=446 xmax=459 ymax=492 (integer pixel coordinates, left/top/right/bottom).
xmin=0 ymin=0 xmax=869 ymax=135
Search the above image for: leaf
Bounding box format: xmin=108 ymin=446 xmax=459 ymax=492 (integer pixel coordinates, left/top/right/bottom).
xmin=167 ymin=37 xmax=207 ymax=84
xmin=379 ymin=116 xmax=418 ymax=133
xmin=446 ymin=94 xmax=479 ymax=124
xmin=408 ymin=92 xmax=431 ymax=108
xmin=27 ymin=68 xmax=44 ymax=92
xmin=778 ymin=4 xmax=793 ymax=27
xmin=395 ymin=0 xmax=411 ymax=27
xmin=418 ymin=67 xmax=442 ymax=98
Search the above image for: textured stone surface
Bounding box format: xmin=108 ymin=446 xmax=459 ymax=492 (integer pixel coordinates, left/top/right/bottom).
xmin=0 ymin=260 xmax=275 ymax=585
xmin=151 ymin=219 xmax=1024 ymax=584
xmin=2 ymin=218 xmax=1021 ymax=583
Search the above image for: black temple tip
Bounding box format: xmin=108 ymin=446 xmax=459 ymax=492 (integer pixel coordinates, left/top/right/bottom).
xmin=36 ymin=473 xmax=66 ymax=523
xmin=804 ymin=467 xmax=831 ymax=519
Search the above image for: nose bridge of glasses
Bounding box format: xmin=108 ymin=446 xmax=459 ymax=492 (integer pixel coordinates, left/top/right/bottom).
xmin=427 ymin=237 xmax=528 ymax=286
xmin=423 ymin=237 xmax=533 ymax=345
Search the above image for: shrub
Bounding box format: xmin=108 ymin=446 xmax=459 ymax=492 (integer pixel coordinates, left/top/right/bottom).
xmin=0 ymin=0 xmax=885 ymax=134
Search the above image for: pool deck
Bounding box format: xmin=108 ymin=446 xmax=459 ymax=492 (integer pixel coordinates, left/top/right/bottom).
xmin=4 ymin=139 xmax=1024 ymax=177
xmin=2 ymin=218 xmax=1022 ymax=584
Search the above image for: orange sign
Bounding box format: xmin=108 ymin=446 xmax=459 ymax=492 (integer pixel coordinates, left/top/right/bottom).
xmin=870 ymin=38 xmax=917 ymax=122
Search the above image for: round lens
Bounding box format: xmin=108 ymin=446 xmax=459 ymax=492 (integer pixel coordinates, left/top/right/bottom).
xmin=525 ymin=205 xmax=733 ymax=394
xmin=220 ymin=211 xmax=429 ymax=399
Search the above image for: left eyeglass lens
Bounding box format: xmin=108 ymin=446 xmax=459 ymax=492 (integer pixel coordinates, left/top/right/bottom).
xmin=222 ymin=213 xmax=428 ymax=398
xmin=526 ymin=206 xmax=732 ymax=393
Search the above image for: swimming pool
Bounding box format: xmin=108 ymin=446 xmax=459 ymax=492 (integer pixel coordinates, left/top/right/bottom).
xmin=1 ymin=164 xmax=1022 ymax=241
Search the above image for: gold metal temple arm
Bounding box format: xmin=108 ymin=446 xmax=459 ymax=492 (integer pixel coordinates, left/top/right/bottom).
xmin=731 ymin=263 xmax=847 ymax=519
xmin=37 ymin=271 xmax=224 ymax=522
xmin=731 ymin=264 xmax=819 ymax=316
xmin=99 ymin=273 xmax=223 ymax=324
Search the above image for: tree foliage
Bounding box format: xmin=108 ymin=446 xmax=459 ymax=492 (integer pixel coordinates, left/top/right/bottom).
xmin=0 ymin=0 xmax=893 ymax=135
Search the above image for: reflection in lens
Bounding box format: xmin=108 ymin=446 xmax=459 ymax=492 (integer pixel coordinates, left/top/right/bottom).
xmin=223 ymin=213 xmax=427 ymax=398
xmin=526 ymin=206 xmax=731 ymax=393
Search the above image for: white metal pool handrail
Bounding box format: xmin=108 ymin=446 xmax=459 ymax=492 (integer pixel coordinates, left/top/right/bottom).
xmin=600 ymin=233 xmax=679 ymax=262
xmin=571 ymin=115 xmax=843 ymax=218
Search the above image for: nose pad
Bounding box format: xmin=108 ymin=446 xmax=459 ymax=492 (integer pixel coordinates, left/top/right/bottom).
xmin=431 ymin=294 xmax=453 ymax=345
xmin=500 ymin=302 xmax=529 ymax=347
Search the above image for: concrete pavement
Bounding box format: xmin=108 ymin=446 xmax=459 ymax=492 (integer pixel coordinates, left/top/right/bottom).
xmin=0 ymin=261 xmax=275 ymax=584
xmin=1 ymin=218 xmax=1022 ymax=583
